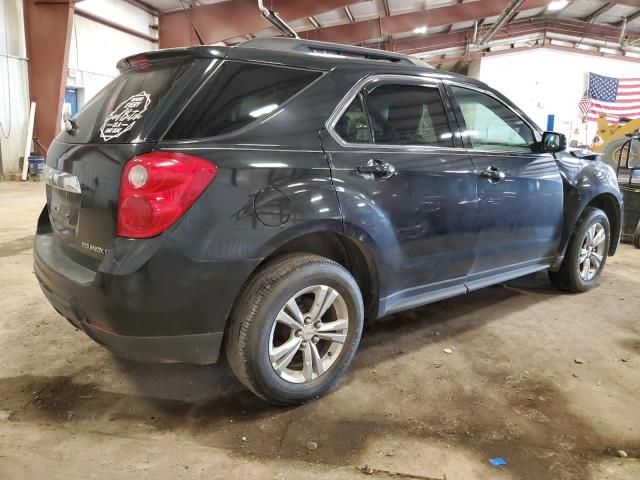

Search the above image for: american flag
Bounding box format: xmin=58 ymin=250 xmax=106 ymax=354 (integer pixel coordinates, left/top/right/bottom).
xmin=579 ymin=72 xmax=640 ymax=124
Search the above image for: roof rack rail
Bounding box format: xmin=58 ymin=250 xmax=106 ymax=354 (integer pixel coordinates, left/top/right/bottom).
xmin=238 ymin=37 xmax=430 ymax=68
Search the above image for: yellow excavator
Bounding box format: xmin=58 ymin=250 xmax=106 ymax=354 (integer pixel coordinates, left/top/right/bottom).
xmin=593 ymin=114 xmax=640 ymax=168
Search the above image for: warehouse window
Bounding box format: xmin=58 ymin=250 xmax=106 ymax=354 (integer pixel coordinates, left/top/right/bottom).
xmin=165 ymin=61 xmax=322 ymax=139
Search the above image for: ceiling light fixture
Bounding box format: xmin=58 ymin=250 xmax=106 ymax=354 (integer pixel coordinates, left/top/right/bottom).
xmin=547 ymin=0 xmax=569 ymax=11
xmin=414 ymin=25 xmax=428 ymax=34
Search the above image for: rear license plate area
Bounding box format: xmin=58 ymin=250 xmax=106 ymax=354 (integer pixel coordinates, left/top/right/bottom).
xmin=48 ymin=186 xmax=80 ymax=237
xmin=45 ymin=167 xmax=82 ymax=238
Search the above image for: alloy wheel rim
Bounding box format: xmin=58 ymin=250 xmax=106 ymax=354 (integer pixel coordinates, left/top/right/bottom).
xmin=578 ymin=222 xmax=606 ymax=281
xmin=268 ymin=285 xmax=349 ymax=384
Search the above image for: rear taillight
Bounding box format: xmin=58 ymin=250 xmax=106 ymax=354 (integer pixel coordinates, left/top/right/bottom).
xmin=117 ymin=152 xmax=217 ymax=238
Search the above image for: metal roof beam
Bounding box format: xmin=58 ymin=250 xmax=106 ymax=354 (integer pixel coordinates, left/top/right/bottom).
xmin=300 ymin=0 xmax=552 ymax=45
xmin=478 ymin=0 xmax=524 ymax=46
xmin=158 ymin=0 xmax=640 ymax=49
xmin=382 ymin=0 xmax=391 ymax=17
xmin=159 ymin=0 xmax=356 ymax=48
xmin=431 ymin=42 xmax=640 ymax=66
xmin=616 ymin=8 xmax=640 ymax=26
xmin=122 ymin=0 xmax=159 ymax=16
xmin=444 ymin=0 xmax=464 ymax=33
xmin=583 ymin=3 xmax=615 ymax=22
xmin=344 ymin=5 xmax=355 ymax=23
xmin=385 ymin=18 xmax=640 ymax=54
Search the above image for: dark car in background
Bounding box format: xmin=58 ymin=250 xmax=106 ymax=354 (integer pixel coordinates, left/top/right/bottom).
xmin=614 ymin=135 xmax=640 ymax=248
xmin=34 ymin=38 xmax=623 ymax=405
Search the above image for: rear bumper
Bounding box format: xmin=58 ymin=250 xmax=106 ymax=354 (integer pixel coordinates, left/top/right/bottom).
xmin=34 ymin=232 xmax=256 ymax=365
xmin=86 ymin=322 xmax=222 ymax=365
xmin=38 ymin=273 xmax=221 ymax=364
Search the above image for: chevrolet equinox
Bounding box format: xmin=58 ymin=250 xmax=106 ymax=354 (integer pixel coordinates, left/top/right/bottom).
xmin=34 ymin=38 xmax=623 ymax=405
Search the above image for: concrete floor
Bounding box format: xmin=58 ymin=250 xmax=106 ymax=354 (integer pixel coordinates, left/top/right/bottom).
xmin=0 ymin=181 xmax=639 ymax=480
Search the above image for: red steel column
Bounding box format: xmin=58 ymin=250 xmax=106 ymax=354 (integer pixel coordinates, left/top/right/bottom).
xmin=24 ymin=0 xmax=74 ymax=150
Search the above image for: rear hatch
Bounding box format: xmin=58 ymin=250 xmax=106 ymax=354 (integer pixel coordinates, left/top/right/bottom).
xmin=46 ymin=52 xmax=219 ymax=268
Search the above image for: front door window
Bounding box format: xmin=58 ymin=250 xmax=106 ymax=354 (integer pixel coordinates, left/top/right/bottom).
xmin=450 ymin=86 xmax=535 ymax=153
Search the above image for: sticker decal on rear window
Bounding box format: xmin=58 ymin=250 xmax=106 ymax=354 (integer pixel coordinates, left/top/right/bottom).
xmin=100 ymin=92 xmax=151 ymax=141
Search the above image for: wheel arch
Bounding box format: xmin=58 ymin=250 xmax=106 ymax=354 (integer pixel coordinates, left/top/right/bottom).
xmin=555 ymin=157 xmax=623 ymax=267
xmin=584 ymin=192 xmax=621 ymax=256
xmin=223 ymin=223 xmax=383 ymax=349
xmin=555 ymin=192 xmax=621 ymax=268
xmin=260 ymin=230 xmax=381 ymax=322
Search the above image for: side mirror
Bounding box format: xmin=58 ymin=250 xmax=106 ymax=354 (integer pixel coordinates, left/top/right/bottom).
xmin=540 ymin=131 xmax=566 ymax=153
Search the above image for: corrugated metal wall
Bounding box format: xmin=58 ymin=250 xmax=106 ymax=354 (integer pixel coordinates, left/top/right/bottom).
xmin=0 ymin=0 xmax=30 ymax=175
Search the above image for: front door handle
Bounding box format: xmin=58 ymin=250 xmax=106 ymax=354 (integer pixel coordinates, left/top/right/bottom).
xmin=480 ymin=166 xmax=506 ymax=183
xmin=357 ymin=158 xmax=396 ymax=179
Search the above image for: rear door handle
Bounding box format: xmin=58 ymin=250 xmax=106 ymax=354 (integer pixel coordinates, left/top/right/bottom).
xmin=357 ymin=158 xmax=396 ymax=179
xmin=479 ymin=166 xmax=506 ymax=183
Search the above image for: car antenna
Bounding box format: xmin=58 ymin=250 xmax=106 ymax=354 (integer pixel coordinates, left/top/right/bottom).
xmin=178 ymin=0 xmax=205 ymax=46
xmin=257 ymin=0 xmax=299 ymax=38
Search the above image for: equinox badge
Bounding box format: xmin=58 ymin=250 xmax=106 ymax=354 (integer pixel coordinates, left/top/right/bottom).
xmin=81 ymin=242 xmax=109 ymax=256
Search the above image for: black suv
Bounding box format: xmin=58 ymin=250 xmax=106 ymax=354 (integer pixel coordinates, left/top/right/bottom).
xmin=35 ymin=38 xmax=623 ymax=405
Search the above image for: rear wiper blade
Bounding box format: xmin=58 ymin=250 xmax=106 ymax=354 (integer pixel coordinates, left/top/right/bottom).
xmin=63 ymin=111 xmax=78 ymax=135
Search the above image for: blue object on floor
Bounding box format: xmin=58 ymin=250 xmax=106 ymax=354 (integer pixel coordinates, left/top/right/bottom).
xmin=489 ymin=457 xmax=507 ymax=467
xmin=28 ymin=156 xmax=45 ymax=175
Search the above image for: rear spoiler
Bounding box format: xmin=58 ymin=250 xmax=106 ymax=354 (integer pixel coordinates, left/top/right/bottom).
xmin=117 ymin=46 xmax=229 ymax=72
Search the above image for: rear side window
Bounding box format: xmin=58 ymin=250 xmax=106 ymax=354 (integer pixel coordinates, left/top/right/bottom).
xmin=364 ymin=84 xmax=453 ymax=147
xmin=63 ymin=59 xmax=195 ymax=144
xmin=165 ymin=61 xmax=321 ymax=140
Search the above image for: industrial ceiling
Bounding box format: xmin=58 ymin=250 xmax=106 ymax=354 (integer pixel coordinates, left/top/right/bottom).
xmin=141 ymin=0 xmax=640 ymax=70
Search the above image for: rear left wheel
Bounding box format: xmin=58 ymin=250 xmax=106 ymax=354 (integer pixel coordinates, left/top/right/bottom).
xmin=225 ymin=254 xmax=364 ymax=406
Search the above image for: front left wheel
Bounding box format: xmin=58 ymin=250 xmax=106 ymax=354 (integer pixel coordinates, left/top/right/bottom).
xmin=549 ymin=207 xmax=610 ymax=293
xmin=225 ymin=253 xmax=364 ymax=406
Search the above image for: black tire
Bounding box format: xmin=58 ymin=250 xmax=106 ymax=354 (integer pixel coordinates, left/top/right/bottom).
xmin=225 ymin=253 xmax=364 ymax=406
xmin=549 ymin=207 xmax=610 ymax=293
xmin=634 ymin=222 xmax=640 ymax=249
xmin=601 ymin=138 xmax=640 ymax=169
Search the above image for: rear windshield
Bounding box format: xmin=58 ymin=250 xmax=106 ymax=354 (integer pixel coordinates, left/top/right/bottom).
xmin=64 ymin=59 xmax=196 ymax=144
xmin=164 ymin=61 xmax=322 ymax=140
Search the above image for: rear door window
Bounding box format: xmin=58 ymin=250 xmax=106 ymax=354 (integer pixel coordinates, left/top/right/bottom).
xmin=165 ymin=61 xmax=322 ymax=140
xmin=363 ymin=84 xmax=453 ymax=147
xmin=334 ymin=95 xmax=373 ymax=144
